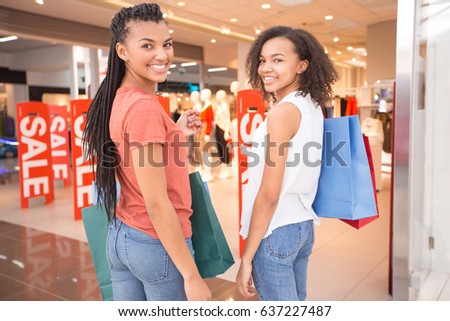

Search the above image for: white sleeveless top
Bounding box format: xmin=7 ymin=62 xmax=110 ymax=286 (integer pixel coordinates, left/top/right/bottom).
xmin=240 ymin=91 xmax=324 ymax=239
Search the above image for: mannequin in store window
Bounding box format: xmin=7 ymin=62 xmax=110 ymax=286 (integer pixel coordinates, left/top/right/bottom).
xmin=171 ymin=104 xmax=183 ymax=123
xmin=199 ymin=88 xmax=214 ymax=181
xmin=214 ymin=89 xmax=232 ymax=179
xmin=190 ymin=90 xmax=202 ymax=112
xmin=170 ymin=93 xmax=182 ymax=123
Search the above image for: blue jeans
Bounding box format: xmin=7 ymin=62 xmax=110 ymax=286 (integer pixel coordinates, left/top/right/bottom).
xmin=252 ymin=220 xmax=315 ymax=301
xmin=106 ymin=218 xmax=194 ymax=301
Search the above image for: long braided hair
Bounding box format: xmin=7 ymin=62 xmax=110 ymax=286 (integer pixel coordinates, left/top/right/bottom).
xmin=83 ymin=3 xmax=165 ymax=222
xmin=246 ymin=26 xmax=339 ymax=108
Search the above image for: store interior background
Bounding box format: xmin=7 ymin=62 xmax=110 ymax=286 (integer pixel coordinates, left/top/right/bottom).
xmin=0 ymin=0 xmax=449 ymax=301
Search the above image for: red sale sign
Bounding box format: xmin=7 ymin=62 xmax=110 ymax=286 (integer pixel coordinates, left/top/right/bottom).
xmin=70 ymin=99 xmax=95 ymax=220
xmin=48 ymin=105 xmax=70 ymax=187
xmin=236 ymin=89 xmax=265 ymax=256
xmin=16 ymin=101 xmax=55 ymax=208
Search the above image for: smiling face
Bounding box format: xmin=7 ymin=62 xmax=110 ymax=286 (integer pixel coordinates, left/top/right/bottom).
xmin=116 ymin=20 xmax=173 ymax=93
xmin=258 ymin=37 xmax=308 ymax=101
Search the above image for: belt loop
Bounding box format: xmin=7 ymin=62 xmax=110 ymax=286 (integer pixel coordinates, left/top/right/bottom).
xmin=116 ymin=217 xmax=122 ymax=231
xmin=111 ymin=217 xmax=122 ymax=231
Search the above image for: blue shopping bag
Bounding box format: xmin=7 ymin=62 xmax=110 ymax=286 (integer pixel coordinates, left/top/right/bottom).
xmin=312 ymin=115 xmax=378 ymax=220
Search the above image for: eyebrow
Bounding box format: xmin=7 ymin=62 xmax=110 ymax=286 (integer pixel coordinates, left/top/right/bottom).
xmin=138 ymin=37 xmax=173 ymax=43
xmin=260 ymin=53 xmax=286 ymax=58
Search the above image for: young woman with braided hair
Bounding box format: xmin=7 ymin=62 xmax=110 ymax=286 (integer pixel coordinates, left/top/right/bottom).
xmin=236 ymin=26 xmax=338 ymax=300
xmin=83 ymin=3 xmax=211 ymax=301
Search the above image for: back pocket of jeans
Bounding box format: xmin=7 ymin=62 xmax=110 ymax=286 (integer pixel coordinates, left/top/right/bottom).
xmin=266 ymin=224 xmax=302 ymax=259
xmin=124 ymin=232 xmax=169 ymax=283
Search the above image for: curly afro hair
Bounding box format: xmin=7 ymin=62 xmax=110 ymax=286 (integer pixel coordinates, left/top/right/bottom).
xmin=246 ymin=25 xmax=339 ymax=108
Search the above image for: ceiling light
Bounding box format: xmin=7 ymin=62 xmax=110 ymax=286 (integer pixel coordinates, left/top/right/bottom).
xmin=180 ymin=62 xmax=198 ymax=67
xmin=220 ymin=26 xmax=231 ymax=35
xmin=211 ymin=39 xmax=217 ymax=43
xmin=254 ymin=24 xmax=265 ymax=35
xmin=333 ymin=36 xmax=340 ymax=42
xmin=12 ymin=260 xmax=24 ymax=269
xmin=343 ymin=59 xmax=366 ymax=68
xmin=176 ymin=2 xmax=186 ymax=6
xmin=169 ymin=29 xmax=174 ymax=34
xmin=163 ymin=9 xmax=174 ymax=18
xmin=0 ymin=36 xmax=18 ymax=43
xmin=170 ymin=64 xmax=177 ymax=69
xmin=208 ymin=67 xmax=228 ymax=72
xmin=347 ymin=46 xmax=354 ymax=51
xmin=352 ymin=47 xmax=367 ymax=56
xmin=261 ymin=4 xmax=271 ymax=9
xmin=159 ymin=8 xmax=254 ymax=42
xmin=230 ymin=18 xmax=238 ymax=23
xmin=336 ymin=51 xmax=342 ymax=55
xmin=35 ymin=0 xmax=44 ymax=5
xmin=275 ymin=0 xmax=312 ymax=5
xmin=325 ymin=15 xmax=333 ymax=21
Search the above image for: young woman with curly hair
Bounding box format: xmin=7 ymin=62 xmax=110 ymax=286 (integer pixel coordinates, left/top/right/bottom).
xmin=236 ymin=26 xmax=338 ymax=301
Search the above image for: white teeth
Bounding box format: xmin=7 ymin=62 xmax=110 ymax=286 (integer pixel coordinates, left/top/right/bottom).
xmin=264 ymin=77 xmax=275 ymax=81
xmin=150 ymin=65 xmax=165 ymax=69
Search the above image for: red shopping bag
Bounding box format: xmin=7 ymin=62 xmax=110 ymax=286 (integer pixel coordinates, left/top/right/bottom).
xmin=340 ymin=134 xmax=379 ymax=229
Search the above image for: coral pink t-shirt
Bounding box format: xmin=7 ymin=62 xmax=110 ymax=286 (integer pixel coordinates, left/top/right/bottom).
xmin=109 ymin=87 xmax=192 ymax=239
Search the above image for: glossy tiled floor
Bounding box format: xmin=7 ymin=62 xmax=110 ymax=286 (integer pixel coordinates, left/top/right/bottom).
xmin=0 ymin=220 xmax=259 ymax=301
xmin=1 ymin=156 xmax=449 ymax=301
xmin=0 ymin=220 xmax=100 ymax=300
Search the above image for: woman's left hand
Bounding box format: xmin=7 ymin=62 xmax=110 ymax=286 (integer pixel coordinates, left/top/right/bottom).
xmin=236 ymin=261 xmax=256 ymax=297
xmin=177 ymin=109 xmax=202 ymax=136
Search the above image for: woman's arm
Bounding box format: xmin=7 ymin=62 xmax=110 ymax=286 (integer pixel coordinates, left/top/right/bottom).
xmin=132 ymin=143 xmax=211 ymax=301
xmin=236 ymin=102 xmax=301 ymax=296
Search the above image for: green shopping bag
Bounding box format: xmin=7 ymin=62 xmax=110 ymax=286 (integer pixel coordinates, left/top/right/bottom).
xmin=81 ymin=205 xmax=113 ymax=301
xmin=189 ymin=171 xmax=235 ymax=278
